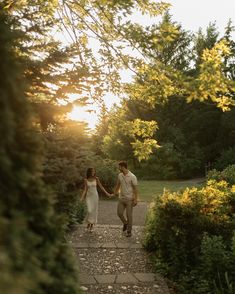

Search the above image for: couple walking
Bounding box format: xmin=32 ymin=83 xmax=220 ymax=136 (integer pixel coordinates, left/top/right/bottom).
xmin=81 ymin=161 xmax=138 ymax=237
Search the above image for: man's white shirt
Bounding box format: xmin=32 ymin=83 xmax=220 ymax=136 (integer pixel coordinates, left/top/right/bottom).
xmin=118 ymin=171 xmax=137 ymax=200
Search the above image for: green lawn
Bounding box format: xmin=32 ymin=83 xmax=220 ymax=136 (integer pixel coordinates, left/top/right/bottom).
xmin=138 ymin=178 xmax=206 ymax=202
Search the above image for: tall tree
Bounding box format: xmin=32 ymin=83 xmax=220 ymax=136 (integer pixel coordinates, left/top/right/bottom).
xmin=0 ymin=4 xmax=80 ymax=293
xmin=100 ymin=17 xmax=235 ymax=177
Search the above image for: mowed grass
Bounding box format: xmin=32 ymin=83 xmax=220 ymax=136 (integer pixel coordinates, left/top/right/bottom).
xmin=138 ymin=178 xmax=206 ymax=202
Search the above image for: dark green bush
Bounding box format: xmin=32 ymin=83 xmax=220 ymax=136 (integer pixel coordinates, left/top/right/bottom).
xmin=144 ymin=179 xmax=235 ymax=293
xmin=177 ymin=233 xmax=235 ymax=293
xmin=75 ymin=199 xmax=87 ymax=224
xmin=215 ymin=148 xmax=235 ymax=171
xmin=207 ymin=164 xmax=235 ymax=185
xmin=94 ymin=158 xmax=117 ymax=194
xmin=198 ymin=233 xmax=235 ymax=292
xmin=56 ymin=192 xmax=86 ymax=227
xmin=43 ymin=126 xmax=117 ymax=225
xmin=134 ymin=143 xmax=204 ymax=180
xmin=0 ymin=11 xmax=80 ymax=293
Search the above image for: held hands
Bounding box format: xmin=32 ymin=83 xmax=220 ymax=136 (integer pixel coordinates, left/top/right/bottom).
xmin=107 ymin=193 xmax=114 ymax=198
xmin=132 ymin=198 xmax=138 ymax=207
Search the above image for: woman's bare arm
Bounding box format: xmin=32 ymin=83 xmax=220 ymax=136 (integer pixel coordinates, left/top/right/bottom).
xmin=96 ymin=177 xmax=111 ymax=196
xmin=80 ymin=179 xmax=88 ymax=201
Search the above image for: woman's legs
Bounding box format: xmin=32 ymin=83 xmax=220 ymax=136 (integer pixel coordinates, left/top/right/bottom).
xmin=86 ymin=194 xmax=98 ymax=232
xmin=86 ymin=223 xmax=93 ymax=232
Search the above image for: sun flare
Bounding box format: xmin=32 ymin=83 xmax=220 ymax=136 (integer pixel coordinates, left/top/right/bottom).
xmin=63 ymin=93 xmax=119 ymax=130
xmin=67 ymin=105 xmax=99 ymax=130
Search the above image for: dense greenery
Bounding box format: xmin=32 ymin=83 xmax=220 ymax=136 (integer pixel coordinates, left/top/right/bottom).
xmin=43 ymin=121 xmax=116 ymax=226
xmin=97 ymin=19 xmax=235 ymax=179
xmin=1 ymin=0 xmax=235 ymax=292
xmin=144 ymin=166 xmax=235 ymax=293
xmin=0 ymin=7 xmax=80 ymax=294
xmin=207 ymin=164 xmax=235 ymax=186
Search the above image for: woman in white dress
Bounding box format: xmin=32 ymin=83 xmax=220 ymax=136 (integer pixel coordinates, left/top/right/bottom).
xmin=80 ymin=168 xmax=112 ymax=232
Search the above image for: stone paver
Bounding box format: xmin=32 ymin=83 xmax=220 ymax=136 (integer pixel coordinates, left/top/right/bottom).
xmin=115 ymin=242 xmax=131 ymax=248
xmin=80 ymin=283 xmax=168 ymax=293
xmin=101 ymin=242 xmax=116 ymax=248
xmin=116 ymin=273 xmax=138 ymax=284
xmin=94 ymin=274 xmax=116 ymax=284
xmin=68 ymin=200 xmax=172 ymax=293
xmin=73 ymin=242 xmax=90 ymax=248
xmin=79 ymin=273 xmax=96 ymax=284
xmin=134 ymin=273 xmax=156 ymax=282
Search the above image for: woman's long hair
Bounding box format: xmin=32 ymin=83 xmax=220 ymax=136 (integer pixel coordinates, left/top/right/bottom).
xmin=86 ymin=167 xmax=96 ymax=178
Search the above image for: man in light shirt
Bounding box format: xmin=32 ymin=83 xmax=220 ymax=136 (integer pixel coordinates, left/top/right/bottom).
xmin=114 ymin=161 xmax=138 ymax=237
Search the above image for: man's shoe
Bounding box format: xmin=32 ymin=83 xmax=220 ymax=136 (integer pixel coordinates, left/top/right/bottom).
xmin=122 ymin=224 xmax=127 ymax=232
xmin=126 ymin=231 xmax=132 ymax=237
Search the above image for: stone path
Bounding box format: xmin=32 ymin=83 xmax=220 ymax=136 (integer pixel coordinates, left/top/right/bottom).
xmin=98 ymin=200 xmax=148 ymax=225
xmin=67 ymin=200 xmax=171 ymax=294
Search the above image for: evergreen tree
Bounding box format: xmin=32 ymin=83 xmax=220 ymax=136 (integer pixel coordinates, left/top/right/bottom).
xmin=100 ymin=18 xmax=235 ymax=177
xmin=0 ymin=6 xmax=80 ymax=294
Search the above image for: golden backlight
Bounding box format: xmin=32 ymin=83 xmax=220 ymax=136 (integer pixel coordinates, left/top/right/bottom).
xmin=67 ymin=105 xmax=99 ymax=130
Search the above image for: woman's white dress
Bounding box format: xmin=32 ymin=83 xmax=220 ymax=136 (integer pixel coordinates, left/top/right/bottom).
xmin=85 ymin=180 xmax=99 ymax=224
